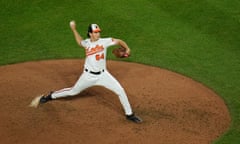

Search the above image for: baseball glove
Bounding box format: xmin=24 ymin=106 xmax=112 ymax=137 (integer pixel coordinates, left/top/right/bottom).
xmin=112 ymin=47 xmax=130 ymax=58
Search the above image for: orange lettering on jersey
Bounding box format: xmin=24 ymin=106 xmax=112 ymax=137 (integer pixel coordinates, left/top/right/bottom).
xmin=86 ymin=45 xmax=104 ymax=56
xmin=96 ymin=53 xmax=105 ymax=61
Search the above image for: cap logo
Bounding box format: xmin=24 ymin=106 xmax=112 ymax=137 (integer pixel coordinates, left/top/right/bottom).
xmin=92 ymin=24 xmax=101 ymax=32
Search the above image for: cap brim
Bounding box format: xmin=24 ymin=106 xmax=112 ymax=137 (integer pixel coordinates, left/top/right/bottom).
xmin=93 ymin=29 xmax=101 ymax=32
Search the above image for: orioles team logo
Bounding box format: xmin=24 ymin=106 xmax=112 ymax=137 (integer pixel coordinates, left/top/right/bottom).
xmin=86 ymin=45 xmax=105 ymax=61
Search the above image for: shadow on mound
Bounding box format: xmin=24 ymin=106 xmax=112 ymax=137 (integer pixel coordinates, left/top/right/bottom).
xmin=0 ymin=59 xmax=230 ymax=144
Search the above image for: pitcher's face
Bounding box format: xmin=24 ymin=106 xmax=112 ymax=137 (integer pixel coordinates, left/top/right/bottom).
xmin=90 ymin=32 xmax=100 ymax=41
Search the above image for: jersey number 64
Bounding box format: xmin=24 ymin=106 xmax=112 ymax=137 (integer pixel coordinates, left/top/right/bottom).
xmin=95 ymin=53 xmax=104 ymax=61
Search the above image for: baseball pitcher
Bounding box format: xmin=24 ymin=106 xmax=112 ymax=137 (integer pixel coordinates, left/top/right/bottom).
xmin=30 ymin=20 xmax=142 ymax=123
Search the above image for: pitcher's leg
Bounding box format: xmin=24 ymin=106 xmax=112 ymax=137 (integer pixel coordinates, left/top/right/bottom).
xmin=98 ymin=71 xmax=133 ymax=115
xmin=52 ymin=72 xmax=97 ymax=99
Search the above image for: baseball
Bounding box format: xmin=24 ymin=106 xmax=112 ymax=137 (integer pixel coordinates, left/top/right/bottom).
xmin=70 ymin=21 xmax=75 ymax=26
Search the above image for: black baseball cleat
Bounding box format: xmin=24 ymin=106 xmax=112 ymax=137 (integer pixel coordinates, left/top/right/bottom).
xmin=39 ymin=91 xmax=53 ymax=104
xmin=126 ymin=113 xmax=143 ymax=123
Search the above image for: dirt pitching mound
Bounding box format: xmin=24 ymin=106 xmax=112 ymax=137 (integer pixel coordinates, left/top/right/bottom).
xmin=0 ymin=59 xmax=230 ymax=144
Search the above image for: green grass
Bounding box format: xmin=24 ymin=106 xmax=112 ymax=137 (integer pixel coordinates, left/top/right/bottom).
xmin=1 ymin=0 xmax=239 ymax=143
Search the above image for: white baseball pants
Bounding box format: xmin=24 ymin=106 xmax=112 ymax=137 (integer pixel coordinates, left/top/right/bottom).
xmin=51 ymin=69 xmax=133 ymax=115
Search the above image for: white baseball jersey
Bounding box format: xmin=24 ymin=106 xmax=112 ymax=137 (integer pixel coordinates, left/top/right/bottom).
xmin=81 ymin=38 xmax=116 ymax=72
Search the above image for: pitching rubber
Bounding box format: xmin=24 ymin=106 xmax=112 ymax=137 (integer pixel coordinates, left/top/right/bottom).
xmin=29 ymin=95 xmax=43 ymax=108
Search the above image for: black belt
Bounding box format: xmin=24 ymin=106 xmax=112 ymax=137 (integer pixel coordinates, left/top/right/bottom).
xmin=85 ymin=69 xmax=104 ymax=75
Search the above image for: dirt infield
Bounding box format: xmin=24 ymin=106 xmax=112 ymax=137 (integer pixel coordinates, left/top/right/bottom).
xmin=0 ymin=59 xmax=230 ymax=144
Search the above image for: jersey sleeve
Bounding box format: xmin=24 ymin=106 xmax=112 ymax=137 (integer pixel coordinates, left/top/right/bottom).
xmin=105 ymin=38 xmax=117 ymax=47
xmin=81 ymin=39 xmax=88 ymax=47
